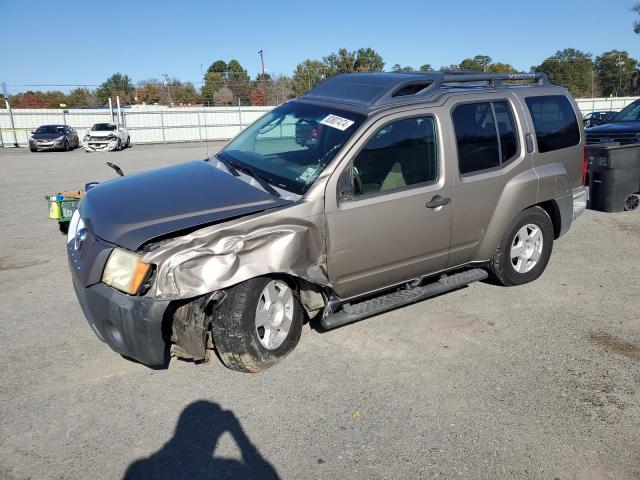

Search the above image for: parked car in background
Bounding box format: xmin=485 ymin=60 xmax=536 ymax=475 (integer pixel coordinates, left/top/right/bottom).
xmin=29 ymin=125 xmax=79 ymax=152
xmin=83 ymin=123 xmax=130 ymax=152
xmin=586 ymin=99 xmax=640 ymax=144
xmin=582 ymin=111 xmax=617 ymax=128
xmin=67 ymin=72 xmax=588 ymax=373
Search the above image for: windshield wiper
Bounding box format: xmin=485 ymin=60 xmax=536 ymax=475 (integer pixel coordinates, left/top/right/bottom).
xmin=233 ymin=163 xmax=281 ymax=198
xmin=212 ymin=152 xmax=240 ymax=176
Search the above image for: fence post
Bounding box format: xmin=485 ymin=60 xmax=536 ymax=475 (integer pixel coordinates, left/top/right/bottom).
xmin=160 ymin=111 xmax=166 ymax=143
xmin=238 ymin=100 xmax=243 ymax=133
xmin=2 ymin=82 xmax=19 ymax=147
xmin=197 ymin=111 xmax=202 ymax=141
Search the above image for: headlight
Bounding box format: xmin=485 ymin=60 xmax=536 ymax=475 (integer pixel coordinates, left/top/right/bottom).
xmin=102 ymin=248 xmax=152 ymax=295
xmin=108 ymin=134 xmax=117 ymax=140
xmin=84 ymin=135 xmax=90 ymax=141
xmin=55 ymin=135 xmax=65 ymax=141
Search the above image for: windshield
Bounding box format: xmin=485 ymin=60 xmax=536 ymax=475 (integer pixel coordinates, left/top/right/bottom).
xmin=612 ymin=100 xmax=640 ymax=122
xmin=221 ymin=101 xmax=365 ymax=195
xmin=35 ymin=125 xmax=65 ymax=134
xmin=92 ymin=123 xmax=116 ymax=131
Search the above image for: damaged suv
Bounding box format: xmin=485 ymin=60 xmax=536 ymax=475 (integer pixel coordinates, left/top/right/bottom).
xmin=68 ymin=72 xmax=588 ymax=372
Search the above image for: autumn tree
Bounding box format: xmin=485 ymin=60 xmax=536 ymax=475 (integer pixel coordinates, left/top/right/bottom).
xmin=16 ymin=91 xmax=48 ymax=108
xmin=136 ymin=80 xmax=162 ymax=104
xmin=66 ymin=88 xmax=97 ymax=107
xmin=250 ymin=87 xmax=267 ymax=106
xmin=213 ymin=87 xmax=234 ymax=106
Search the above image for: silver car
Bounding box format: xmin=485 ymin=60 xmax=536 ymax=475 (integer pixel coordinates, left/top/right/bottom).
xmin=29 ymin=124 xmax=79 ymax=152
xmin=67 ymin=72 xmax=588 ymax=372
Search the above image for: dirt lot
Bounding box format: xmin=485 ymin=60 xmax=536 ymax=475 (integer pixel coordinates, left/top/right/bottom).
xmin=0 ymin=143 xmax=638 ymax=480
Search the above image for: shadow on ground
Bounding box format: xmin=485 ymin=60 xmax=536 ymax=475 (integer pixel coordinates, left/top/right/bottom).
xmin=123 ymin=400 xmax=279 ymax=480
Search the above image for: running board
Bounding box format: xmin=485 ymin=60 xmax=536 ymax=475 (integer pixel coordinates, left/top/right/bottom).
xmin=320 ymin=268 xmax=488 ymax=330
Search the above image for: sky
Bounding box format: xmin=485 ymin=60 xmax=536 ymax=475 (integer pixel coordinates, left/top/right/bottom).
xmin=1 ymin=0 xmax=639 ymax=94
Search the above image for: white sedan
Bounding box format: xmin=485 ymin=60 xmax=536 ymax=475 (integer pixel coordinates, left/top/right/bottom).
xmin=83 ymin=123 xmax=130 ymax=152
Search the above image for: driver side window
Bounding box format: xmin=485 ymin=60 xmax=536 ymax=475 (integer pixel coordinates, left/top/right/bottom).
xmin=351 ymin=116 xmax=437 ymax=197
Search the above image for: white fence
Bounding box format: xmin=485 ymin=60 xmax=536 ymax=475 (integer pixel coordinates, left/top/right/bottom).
xmin=0 ymin=105 xmax=273 ymax=147
xmin=1 ymin=97 xmax=638 ymax=148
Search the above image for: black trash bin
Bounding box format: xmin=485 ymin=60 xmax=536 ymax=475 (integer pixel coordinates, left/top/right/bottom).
xmin=587 ymin=143 xmax=640 ymax=212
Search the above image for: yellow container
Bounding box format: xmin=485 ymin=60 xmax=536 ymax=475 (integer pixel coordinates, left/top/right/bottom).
xmin=47 ymin=196 xmax=63 ymax=219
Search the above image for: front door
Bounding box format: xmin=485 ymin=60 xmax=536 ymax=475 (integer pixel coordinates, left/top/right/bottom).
xmin=325 ymin=113 xmax=453 ymax=299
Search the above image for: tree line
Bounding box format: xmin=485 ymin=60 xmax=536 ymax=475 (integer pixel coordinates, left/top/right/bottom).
xmin=3 ymin=46 xmax=640 ymax=109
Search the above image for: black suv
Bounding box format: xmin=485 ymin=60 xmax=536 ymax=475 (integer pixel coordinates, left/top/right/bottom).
xmin=586 ymin=99 xmax=640 ymax=144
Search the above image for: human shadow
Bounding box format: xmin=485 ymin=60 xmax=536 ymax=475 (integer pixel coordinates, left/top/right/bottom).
xmin=123 ymin=400 xmax=280 ymax=480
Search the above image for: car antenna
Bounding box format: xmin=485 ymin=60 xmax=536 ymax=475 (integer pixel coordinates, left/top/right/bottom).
xmin=106 ymin=162 xmax=124 ymax=177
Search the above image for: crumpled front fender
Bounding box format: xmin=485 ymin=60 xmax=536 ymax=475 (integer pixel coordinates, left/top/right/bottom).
xmin=142 ymin=201 xmax=329 ymax=300
xmin=83 ymin=140 xmax=119 ymax=152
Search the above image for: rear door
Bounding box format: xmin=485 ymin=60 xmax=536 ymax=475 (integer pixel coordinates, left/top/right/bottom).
xmin=324 ymin=111 xmax=453 ymax=299
xmin=445 ymin=93 xmax=535 ymax=267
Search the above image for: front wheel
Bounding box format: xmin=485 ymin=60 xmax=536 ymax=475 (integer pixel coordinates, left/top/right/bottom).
xmin=211 ymin=277 xmax=303 ymax=373
xmin=488 ymin=206 xmax=554 ymax=286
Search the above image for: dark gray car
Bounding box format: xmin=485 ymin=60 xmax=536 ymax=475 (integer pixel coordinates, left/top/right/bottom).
xmin=29 ymin=124 xmax=79 ymax=152
xmin=67 ymin=71 xmax=588 ymax=373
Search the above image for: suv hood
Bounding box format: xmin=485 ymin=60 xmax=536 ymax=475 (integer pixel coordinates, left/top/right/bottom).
xmin=587 ymin=121 xmax=640 ymax=134
xmin=80 ymin=160 xmax=292 ymax=250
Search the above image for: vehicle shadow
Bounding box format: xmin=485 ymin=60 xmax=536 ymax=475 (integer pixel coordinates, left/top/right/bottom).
xmin=123 ymin=400 xmax=280 ymax=480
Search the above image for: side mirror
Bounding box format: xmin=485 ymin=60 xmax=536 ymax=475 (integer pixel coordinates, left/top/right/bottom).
xmin=336 ymin=166 xmax=355 ymax=203
xmin=30 ymin=131 xmax=35 ymax=134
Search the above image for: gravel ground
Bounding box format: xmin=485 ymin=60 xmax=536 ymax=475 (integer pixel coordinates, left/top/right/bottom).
xmin=0 ymin=143 xmax=638 ymax=480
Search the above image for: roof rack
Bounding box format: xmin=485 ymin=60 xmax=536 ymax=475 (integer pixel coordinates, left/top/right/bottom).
xmin=302 ymin=71 xmax=550 ymax=108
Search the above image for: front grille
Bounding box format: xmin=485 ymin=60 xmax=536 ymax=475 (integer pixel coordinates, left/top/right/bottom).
xmin=586 ymin=132 xmax=638 ymax=145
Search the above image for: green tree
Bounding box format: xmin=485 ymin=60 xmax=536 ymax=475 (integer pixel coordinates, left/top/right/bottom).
xmin=595 ymin=50 xmax=638 ymax=96
xmin=227 ymin=59 xmax=251 ymax=104
xmin=419 ymin=64 xmax=434 ymax=72
xmin=171 ymin=81 xmax=200 ymax=105
xmin=202 ymin=72 xmax=225 ymax=105
xmin=487 ymin=62 xmax=517 ymax=73
xmin=323 ymin=48 xmax=357 ymax=74
xmin=353 ymin=48 xmax=385 ymax=72
xmin=459 ymin=55 xmax=493 ymax=72
xmin=391 ymin=64 xmax=414 ymax=72
xmin=66 ymin=88 xmax=97 ymax=107
xmin=207 ymin=60 xmax=228 ymax=78
xmin=96 ymin=73 xmax=134 ymax=105
xmin=292 ymin=59 xmax=327 ymax=96
xmin=634 ymin=3 xmax=640 ymax=33
xmin=440 ymin=64 xmax=461 ymax=73
xmin=533 ymin=49 xmax=594 ymax=97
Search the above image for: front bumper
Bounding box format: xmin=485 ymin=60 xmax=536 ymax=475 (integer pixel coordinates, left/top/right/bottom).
xmin=30 ymin=139 xmax=65 ymax=150
xmin=83 ymin=139 xmax=119 ymax=152
xmin=73 ymin=281 xmax=170 ymax=366
xmin=68 ymin=231 xmax=170 ymax=367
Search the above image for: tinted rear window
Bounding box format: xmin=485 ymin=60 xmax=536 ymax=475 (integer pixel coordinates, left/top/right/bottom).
xmin=525 ymin=95 xmax=580 ymax=153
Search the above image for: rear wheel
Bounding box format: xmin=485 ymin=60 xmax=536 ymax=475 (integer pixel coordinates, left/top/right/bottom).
xmin=116 ymin=139 xmax=122 ymax=151
xmin=125 ymin=136 xmax=130 ymax=148
xmin=211 ymin=277 xmax=303 ymax=373
xmin=488 ymin=206 xmax=554 ymax=286
xmin=624 ymin=193 xmax=639 ymax=211
xmin=63 ymin=140 xmax=69 ymax=151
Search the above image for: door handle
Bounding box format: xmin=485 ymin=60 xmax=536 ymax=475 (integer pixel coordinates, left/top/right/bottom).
xmin=426 ymin=195 xmax=451 ymax=209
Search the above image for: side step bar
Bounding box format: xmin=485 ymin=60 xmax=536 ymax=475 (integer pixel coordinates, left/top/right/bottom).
xmin=320 ymin=268 xmax=488 ymax=330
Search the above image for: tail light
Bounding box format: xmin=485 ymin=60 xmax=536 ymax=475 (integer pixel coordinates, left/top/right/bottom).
xmin=582 ymin=147 xmax=588 ymax=185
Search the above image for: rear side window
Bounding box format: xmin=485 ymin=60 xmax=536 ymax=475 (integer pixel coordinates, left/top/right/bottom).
xmin=525 ymin=95 xmax=580 ymax=153
xmin=452 ymin=101 xmax=519 ymax=175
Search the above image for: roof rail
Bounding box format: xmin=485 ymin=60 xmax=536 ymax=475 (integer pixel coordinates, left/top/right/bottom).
xmin=441 ymin=72 xmax=549 ymax=86
xmin=302 ymin=71 xmax=551 ymax=108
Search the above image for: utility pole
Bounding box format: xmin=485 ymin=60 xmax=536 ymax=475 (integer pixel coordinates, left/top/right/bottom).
xmin=258 ymin=50 xmax=266 ymax=78
xmin=162 ymin=73 xmax=172 ymax=106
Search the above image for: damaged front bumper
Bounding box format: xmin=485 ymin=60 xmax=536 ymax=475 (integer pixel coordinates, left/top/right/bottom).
xmin=83 ymin=139 xmax=119 ymax=152
xmin=73 ymin=281 xmax=170 ymax=366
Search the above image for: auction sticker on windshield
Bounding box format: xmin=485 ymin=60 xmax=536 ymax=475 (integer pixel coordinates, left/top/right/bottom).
xmin=320 ymin=114 xmax=355 ymax=131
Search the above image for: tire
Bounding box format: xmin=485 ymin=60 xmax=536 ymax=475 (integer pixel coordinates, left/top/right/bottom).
xmin=30 ymin=147 xmax=37 ymax=152
xmin=624 ymin=193 xmax=639 ymax=211
xmin=211 ymin=276 xmax=303 ymax=373
xmin=63 ymin=140 xmax=69 ymax=151
xmin=125 ymin=136 xmax=130 ymax=148
xmin=116 ymin=139 xmax=122 ymax=151
xmin=487 ymin=206 xmax=554 ymax=286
